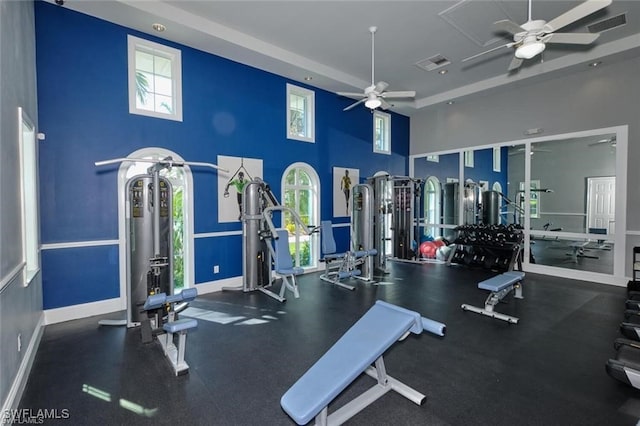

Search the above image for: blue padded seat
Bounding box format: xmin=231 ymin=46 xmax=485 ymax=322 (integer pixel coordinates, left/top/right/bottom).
xmin=478 ymin=271 xmax=524 ymax=292
xmin=274 ymin=230 xmax=304 ymax=276
xmin=163 ymin=318 xmax=198 ymax=333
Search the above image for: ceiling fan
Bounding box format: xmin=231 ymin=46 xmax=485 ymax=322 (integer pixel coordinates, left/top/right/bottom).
xmin=337 ymin=26 xmax=416 ymax=111
xmin=462 ymin=0 xmax=611 ymax=71
xmin=508 ymin=147 xmax=552 ymax=156
xmin=589 ymin=136 xmax=616 ymax=147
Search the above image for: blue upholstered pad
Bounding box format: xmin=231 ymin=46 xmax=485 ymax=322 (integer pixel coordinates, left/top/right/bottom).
xmin=163 ymin=318 xmax=198 ymax=333
xmin=143 ymin=293 xmax=167 ymax=310
xmin=144 ymin=288 xmax=198 ymax=311
xmin=478 ymin=271 xmax=525 ymax=292
xmin=280 ymin=301 xmax=423 ymax=425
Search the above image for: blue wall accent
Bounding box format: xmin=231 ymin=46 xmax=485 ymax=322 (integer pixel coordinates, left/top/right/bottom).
xmin=35 ymin=2 xmax=410 ymax=309
xmin=413 ymin=152 xmax=460 ymax=183
xmin=41 ymin=245 xmax=119 ymax=309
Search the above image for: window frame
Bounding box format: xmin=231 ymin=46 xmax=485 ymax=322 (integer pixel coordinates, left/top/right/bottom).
xmin=373 ymin=110 xmax=391 ymax=155
xmin=286 ymin=83 xmax=315 ymax=143
xmin=492 ymin=147 xmax=501 ymax=172
xmin=464 ymin=150 xmax=474 ymax=168
xmin=127 ymin=35 xmax=183 ymax=122
xmin=18 ymin=107 xmax=40 ymax=286
xmin=281 ymin=163 xmax=320 ymax=270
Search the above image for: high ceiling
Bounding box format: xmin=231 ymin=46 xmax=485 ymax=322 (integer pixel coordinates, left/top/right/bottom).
xmin=53 ymin=0 xmax=640 ymax=114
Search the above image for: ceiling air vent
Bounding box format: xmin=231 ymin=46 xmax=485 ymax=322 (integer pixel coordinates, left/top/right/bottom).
xmin=588 ymin=13 xmax=626 ymax=33
xmin=415 ymin=54 xmax=451 ymax=72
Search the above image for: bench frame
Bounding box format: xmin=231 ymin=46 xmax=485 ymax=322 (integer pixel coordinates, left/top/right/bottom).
xmin=157 ymin=314 xmax=196 ymax=376
xmin=313 ymin=356 xmax=425 ymax=426
xmin=143 ymin=289 xmax=198 ymax=376
xmin=281 ymin=300 xmax=445 ymax=425
xmin=461 ymin=272 xmax=524 ymax=324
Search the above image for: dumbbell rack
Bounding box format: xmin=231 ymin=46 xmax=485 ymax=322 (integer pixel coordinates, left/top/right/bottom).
xmin=446 ymin=224 xmax=524 ymax=272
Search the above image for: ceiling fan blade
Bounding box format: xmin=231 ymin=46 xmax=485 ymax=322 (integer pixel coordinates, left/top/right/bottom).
xmin=381 ymin=90 xmax=416 ymax=99
xmin=508 ymin=57 xmax=523 ymax=71
xmin=493 ymin=19 xmax=526 ymax=35
xmin=544 ymin=32 xmax=600 ymax=45
xmin=379 ymin=99 xmax=392 ymax=110
xmin=462 ymin=42 xmax=514 ymax=62
xmin=374 ymin=81 xmax=389 ymax=93
xmin=337 ymin=91 xmax=366 ymax=99
xmin=343 ymin=98 xmax=365 ymax=111
xmin=544 ymin=0 xmax=612 ymax=33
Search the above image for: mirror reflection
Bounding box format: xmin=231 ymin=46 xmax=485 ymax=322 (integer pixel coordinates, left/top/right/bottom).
xmin=524 ymin=134 xmax=616 ymax=274
xmin=414 ymin=132 xmax=617 ymax=276
xmin=414 ymin=152 xmax=459 ymax=241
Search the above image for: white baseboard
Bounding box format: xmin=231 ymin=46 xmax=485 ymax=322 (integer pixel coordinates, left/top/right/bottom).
xmin=44 ymin=298 xmax=122 ymax=325
xmin=194 ymin=276 xmax=243 ymax=294
xmin=42 ymin=271 xmax=321 ymax=324
xmin=2 ymin=312 xmax=44 ymax=413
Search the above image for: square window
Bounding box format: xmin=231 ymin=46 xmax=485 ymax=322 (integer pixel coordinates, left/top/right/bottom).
xmin=426 ymin=155 xmax=439 ymax=162
xmin=464 ymin=150 xmax=474 ymax=168
xmin=287 ymin=84 xmax=315 ymax=142
xmin=128 ymin=35 xmax=182 ymax=121
xmin=373 ymin=111 xmax=391 ymax=154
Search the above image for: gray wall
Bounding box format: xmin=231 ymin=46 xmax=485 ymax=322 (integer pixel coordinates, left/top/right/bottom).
xmin=411 ymin=56 xmax=640 ymax=276
xmin=0 ymin=0 xmax=43 ymax=409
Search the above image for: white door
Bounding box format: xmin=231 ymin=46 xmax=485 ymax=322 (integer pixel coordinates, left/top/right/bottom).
xmin=587 ymin=177 xmax=615 ymax=234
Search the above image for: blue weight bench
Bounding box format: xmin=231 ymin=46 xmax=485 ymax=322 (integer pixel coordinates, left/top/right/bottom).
xmin=319 ymin=220 xmax=377 ymax=290
xmin=281 ymin=300 xmax=446 ymax=425
xmin=461 ymin=271 xmax=525 ymax=324
xmin=143 ymin=287 xmax=198 ymax=375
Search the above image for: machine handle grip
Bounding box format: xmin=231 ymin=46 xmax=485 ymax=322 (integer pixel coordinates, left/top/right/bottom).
xmin=421 ymin=317 xmax=446 ymax=337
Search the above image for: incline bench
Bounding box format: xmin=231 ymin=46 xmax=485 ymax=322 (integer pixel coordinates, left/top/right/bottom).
xmin=280 ymin=300 xmax=446 ymax=425
xmin=461 ymin=271 xmax=525 ymax=324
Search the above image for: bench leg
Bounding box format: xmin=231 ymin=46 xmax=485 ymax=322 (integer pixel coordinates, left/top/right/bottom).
xmin=157 ymin=330 xmax=190 ymax=375
xmin=461 ymin=285 xmax=521 ymax=324
xmin=514 ymin=282 xmax=523 ymax=299
xmin=319 ymin=356 xmax=425 ymax=425
xmin=320 ymin=273 xmax=356 ymax=291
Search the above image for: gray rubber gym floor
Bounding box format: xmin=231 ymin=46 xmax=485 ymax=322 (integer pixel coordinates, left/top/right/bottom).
xmin=19 ymin=262 xmax=639 ymax=425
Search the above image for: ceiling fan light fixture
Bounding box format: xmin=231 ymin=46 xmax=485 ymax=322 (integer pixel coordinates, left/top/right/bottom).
xmin=515 ymin=41 xmax=545 ymax=59
xmin=365 ymin=97 xmax=382 ymax=109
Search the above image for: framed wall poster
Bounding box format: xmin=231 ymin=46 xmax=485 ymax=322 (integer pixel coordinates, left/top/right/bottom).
xmin=217 ymin=155 xmax=263 ymax=222
xmin=333 ymin=167 xmax=359 ymax=217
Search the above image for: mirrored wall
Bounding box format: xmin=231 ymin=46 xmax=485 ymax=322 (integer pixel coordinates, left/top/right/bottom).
xmin=410 ymin=126 xmax=627 ymax=285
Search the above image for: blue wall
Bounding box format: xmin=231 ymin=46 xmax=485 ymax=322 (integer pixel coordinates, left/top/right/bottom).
xmin=35 ymin=2 xmax=410 ymax=309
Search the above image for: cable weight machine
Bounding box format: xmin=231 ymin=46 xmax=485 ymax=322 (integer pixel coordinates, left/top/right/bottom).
xmin=223 ymin=178 xmax=312 ymax=302
xmin=96 ymin=156 xmax=226 ymax=327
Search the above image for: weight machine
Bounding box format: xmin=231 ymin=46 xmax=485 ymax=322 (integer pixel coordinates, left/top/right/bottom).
xmin=367 ymin=175 xmax=423 ymax=272
xmin=223 ymin=178 xmax=313 ymax=302
xmin=95 ymin=156 xmax=225 ymax=328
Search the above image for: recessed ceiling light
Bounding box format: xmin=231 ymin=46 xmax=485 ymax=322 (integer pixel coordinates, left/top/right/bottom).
xmin=439 ymin=69 xmax=448 ymax=75
xmin=152 ymin=23 xmax=166 ymax=32
xmin=447 ymin=100 xmax=454 ymax=105
xmin=589 ymin=61 xmax=602 ymax=67
xmin=304 ymin=76 xmax=313 ymax=81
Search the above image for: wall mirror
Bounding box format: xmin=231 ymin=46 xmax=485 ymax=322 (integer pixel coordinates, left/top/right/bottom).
xmin=410 ymin=126 xmax=627 ymax=285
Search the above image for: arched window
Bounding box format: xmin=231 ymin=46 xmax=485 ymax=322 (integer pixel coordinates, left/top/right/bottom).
xmin=117 ymin=148 xmax=193 ymax=298
xmin=282 ymin=163 xmax=320 ymax=269
xmin=492 ymin=182 xmax=503 ymax=224
xmin=424 ymin=176 xmax=441 ymax=238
